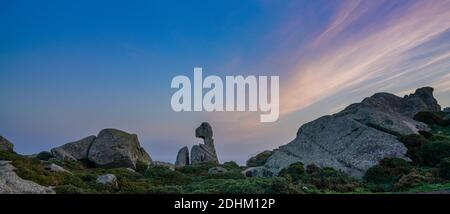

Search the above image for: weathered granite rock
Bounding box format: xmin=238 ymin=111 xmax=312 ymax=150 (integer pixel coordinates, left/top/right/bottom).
xmin=51 ymin=136 xmax=96 ymax=161
xmin=208 ymin=166 xmax=228 ymax=174
xmin=0 ymin=161 xmax=55 ymax=194
xmin=191 ymin=122 xmax=219 ymax=165
xmin=263 ymin=87 xmax=441 ymax=178
xmin=175 ymin=146 xmax=190 ymax=168
xmin=88 ymin=129 xmax=152 ymax=169
xmin=191 ymin=144 xmax=219 ymax=165
xmin=44 ymin=163 xmax=72 ymax=174
xmin=96 ymin=174 xmax=118 ymax=188
xmin=242 ymin=166 xmax=274 ymax=178
xmin=0 ymin=136 xmax=14 ymax=152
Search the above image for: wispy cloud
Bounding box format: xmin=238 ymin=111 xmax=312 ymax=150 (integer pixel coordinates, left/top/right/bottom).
xmin=280 ymin=0 xmax=450 ymax=116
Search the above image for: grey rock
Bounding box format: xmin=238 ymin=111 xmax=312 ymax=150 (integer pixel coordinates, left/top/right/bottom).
xmin=87 ymin=129 xmax=152 ymax=169
xmin=191 ymin=122 xmax=219 ymax=165
xmin=175 ymin=146 xmax=190 ymax=168
xmin=51 ymin=136 xmax=96 ymax=161
xmin=191 ymin=144 xmax=219 ymax=165
xmin=263 ymin=87 xmax=440 ymax=178
xmin=208 ymin=166 xmax=228 ymax=174
xmin=0 ymin=136 xmax=14 ymax=152
xmin=153 ymin=161 xmax=175 ymax=171
xmin=44 ymin=163 xmax=72 ymax=174
xmin=242 ymin=167 xmax=274 ymax=178
xmin=0 ymin=161 xmax=55 ymax=194
xmin=96 ymin=174 xmax=118 ymax=188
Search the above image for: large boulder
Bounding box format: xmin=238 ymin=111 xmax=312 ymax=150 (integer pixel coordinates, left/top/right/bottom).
xmin=51 ymin=136 xmax=96 ymax=161
xmin=0 ymin=136 xmax=14 ymax=152
xmin=0 ymin=161 xmax=55 ymax=194
xmin=263 ymin=87 xmax=441 ymax=178
xmin=191 ymin=123 xmax=219 ymax=165
xmin=175 ymin=146 xmax=190 ymax=168
xmin=87 ymin=129 xmax=152 ymax=169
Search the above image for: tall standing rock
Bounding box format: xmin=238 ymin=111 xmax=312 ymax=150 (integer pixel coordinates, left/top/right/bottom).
xmin=175 ymin=146 xmax=190 ymax=168
xmin=0 ymin=136 xmax=14 ymax=152
xmin=263 ymin=87 xmax=441 ymax=178
xmin=191 ymin=122 xmax=219 ymax=165
xmin=88 ymin=129 xmax=152 ymax=169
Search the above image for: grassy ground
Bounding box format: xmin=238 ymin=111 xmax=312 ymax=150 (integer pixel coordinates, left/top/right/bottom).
xmin=1 ymin=111 xmax=450 ymax=194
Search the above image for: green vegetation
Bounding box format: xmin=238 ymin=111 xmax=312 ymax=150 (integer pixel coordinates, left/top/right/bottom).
xmin=246 ymin=151 xmax=274 ymax=167
xmin=2 ymin=111 xmax=450 ymax=194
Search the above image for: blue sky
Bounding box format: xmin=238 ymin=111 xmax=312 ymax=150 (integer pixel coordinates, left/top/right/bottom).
xmin=1 ymin=0 xmax=450 ymax=164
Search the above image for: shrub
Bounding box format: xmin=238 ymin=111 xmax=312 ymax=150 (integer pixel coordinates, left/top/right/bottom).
xmin=176 ymin=162 xmax=219 ymax=176
xmin=414 ymin=112 xmax=448 ymax=126
xmin=398 ymin=134 xmax=428 ymax=164
xmin=278 ymin=162 xmax=306 ymax=181
xmin=222 ymin=161 xmax=241 ymax=170
xmin=417 ymin=141 xmax=450 ymax=166
xmin=438 ymin=158 xmax=450 ymax=180
xmin=147 ymin=185 xmax=184 ymax=194
xmin=305 ymin=167 xmax=358 ymax=192
xmin=36 ymin=151 xmax=53 ymax=161
xmin=246 ymin=151 xmax=274 ymax=167
xmin=183 ymin=178 xmax=292 ymax=194
xmin=145 ymin=165 xmax=191 ymax=185
xmin=206 ymin=171 xmax=246 ymax=180
xmin=54 ymin=185 xmax=91 ymax=194
xmin=135 ymin=160 xmax=149 ymax=174
xmin=393 ymin=169 xmax=431 ymax=191
xmin=363 ymin=158 xmax=412 ymax=192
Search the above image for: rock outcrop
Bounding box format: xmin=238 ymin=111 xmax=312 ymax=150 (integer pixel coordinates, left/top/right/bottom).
xmin=174 ymin=122 xmax=220 ymax=166
xmin=88 ymin=129 xmax=152 ymax=169
xmin=191 ymin=123 xmax=219 ymax=165
xmin=0 ymin=161 xmax=55 ymax=194
xmin=263 ymin=87 xmax=441 ymax=178
xmin=51 ymin=129 xmax=152 ymax=170
xmin=51 ymin=136 xmax=96 ymax=161
xmin=175 ymin=146 xmax=190 ymax=168
xmin=0 ymin=136 xmax=14 ymax=152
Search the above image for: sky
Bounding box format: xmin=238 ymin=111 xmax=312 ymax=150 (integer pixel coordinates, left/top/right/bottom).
xmin=1 ymin=0 xmax=450 ymax=164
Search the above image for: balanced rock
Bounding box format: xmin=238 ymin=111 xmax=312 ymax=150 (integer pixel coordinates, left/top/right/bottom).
xmin=51 ymin=136 xmax=96 ymax=161
xmin=191 ymin=122 xmax=219 ymax=165
xmin=0 ymin=161 xmax=55 ymax=194
xmin=263 ymin=87 xmax=441 ymax=178
xmin=175 ymin=146 xmax=190 ymax=168
xmin=0 ymin=136 xmax=14 ymax=152
xmin=88 ymin=129 xmax=152 ymax=169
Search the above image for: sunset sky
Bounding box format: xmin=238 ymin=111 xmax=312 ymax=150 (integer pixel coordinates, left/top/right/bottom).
xmin=1 ymin=0 xmax=450 ymax=164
